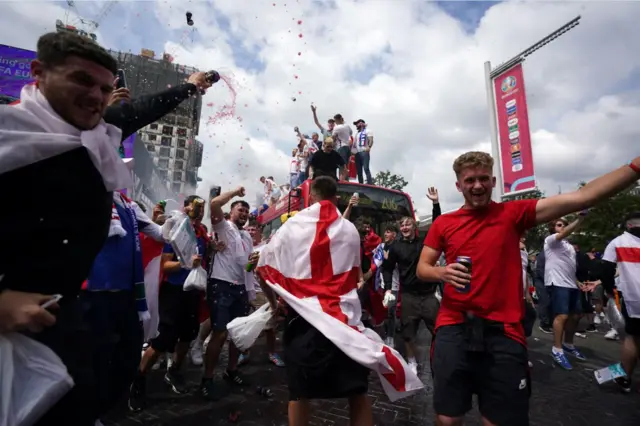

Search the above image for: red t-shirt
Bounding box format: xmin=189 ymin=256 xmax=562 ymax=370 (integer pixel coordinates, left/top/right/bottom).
xmin=424 ymin=199 xmax=538 ymax=344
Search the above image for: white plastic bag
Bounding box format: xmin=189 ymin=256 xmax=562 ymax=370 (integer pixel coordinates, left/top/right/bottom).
xmin=169 ymin=216 xmax=199 ymax=269
xmin=606 ymin=301 xmax=625 ymax=331
xmin=226 ymin=304 xmax=273 ymax=351
xmin=0 ymin=333 xmax=74 ymax=426
xmin=161 ymin=210 xmax=185 ymax=241
xmin=184 ymin=266 xmax=207 ymax=292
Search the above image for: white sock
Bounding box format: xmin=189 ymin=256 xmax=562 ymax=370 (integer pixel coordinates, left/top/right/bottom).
xmin=408 ymin=356 xmax=417 ymax=364
xmin=552 ymin=346 xmax=563 ymax=355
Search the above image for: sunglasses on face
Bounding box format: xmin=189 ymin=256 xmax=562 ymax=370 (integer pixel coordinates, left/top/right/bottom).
xmin=555 ymin=223 xmax=564 ymax=227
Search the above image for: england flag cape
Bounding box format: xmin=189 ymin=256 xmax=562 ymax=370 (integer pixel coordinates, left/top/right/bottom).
xmin=0 ymin=84 xmax=132 ymax=191
xmin=256 ymin=200 xmax=423 ymax=401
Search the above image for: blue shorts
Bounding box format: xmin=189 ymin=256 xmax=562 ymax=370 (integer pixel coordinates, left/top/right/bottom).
xmin=548 ymin=285 xmax=581 ymax=316
xmin=207 ymin=278 xmax=250 ymax=332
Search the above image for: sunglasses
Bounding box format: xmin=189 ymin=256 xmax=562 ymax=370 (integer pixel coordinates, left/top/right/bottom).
xmin=555 ymin=223 xmax=565 ymax=227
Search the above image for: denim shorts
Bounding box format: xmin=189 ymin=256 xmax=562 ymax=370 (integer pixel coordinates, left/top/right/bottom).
xmin=548 ymin=285 xmax=581 ymax=316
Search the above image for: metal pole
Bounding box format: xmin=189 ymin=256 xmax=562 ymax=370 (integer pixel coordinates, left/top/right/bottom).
xmin=484 ymin=61 xmax=503 ymax=202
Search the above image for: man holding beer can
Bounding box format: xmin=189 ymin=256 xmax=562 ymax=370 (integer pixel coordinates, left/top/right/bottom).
xmin=417 ymin=151 xmax=640 ymax=426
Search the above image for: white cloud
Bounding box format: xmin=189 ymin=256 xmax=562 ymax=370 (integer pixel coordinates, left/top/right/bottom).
xmin=2 ymin=0 xmax=640 ymax=216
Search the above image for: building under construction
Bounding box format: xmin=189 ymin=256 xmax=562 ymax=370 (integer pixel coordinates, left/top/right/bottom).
xmin=108 ymin=49 xmax=204 ymax=198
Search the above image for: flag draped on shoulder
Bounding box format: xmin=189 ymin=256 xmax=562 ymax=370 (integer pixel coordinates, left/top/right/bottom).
xmin=256 ymin=200 xmax=423 ymax=401
xmin=0 ymin=84 xmax=131 ymax=191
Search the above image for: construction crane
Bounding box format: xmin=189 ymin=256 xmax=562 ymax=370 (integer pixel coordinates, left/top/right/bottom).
xmin=58 ymin=0 xmax=118 ymax=41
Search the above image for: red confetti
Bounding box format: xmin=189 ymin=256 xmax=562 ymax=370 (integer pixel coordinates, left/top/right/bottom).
xmin=206 ymin=102 xmax=214 ymax=107
xmin=298 ymin=33 xmax=303 ymax=38
xmin=294 ymin=75 xmax=298 ymax=79
xmin=298 ymin=20 xmax=302 ymax=25
xmin=298 ymin=52 xmax=301 ymax=56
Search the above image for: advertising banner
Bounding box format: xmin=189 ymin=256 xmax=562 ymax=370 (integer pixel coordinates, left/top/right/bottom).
xmin=492 ymin=63 xmax=536 ymax=195
xmin=0 ymin=44 xmax=36 ymax=103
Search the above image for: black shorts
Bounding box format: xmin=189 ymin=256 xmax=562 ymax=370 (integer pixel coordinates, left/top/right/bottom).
xmin=208 ymin=278 xmax=251 ymax=332
xmin=431 ymin=323 xmax=530 ymax=426
xmin=621 ymin=296 xmax=640 ymax=337
xmin=580 ymin=290 xmax=594 ymax=314
xmin=284 ymin=312 xmax=369 ymax=400
xmin=400 ymin=292 xmax=439 ymax=341
xmin=150 ymin=283 xmax=201 ymax=352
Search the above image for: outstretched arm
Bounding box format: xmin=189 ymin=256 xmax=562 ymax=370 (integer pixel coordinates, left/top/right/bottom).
xmin=535 ymin=160 xmax=640 ymax=224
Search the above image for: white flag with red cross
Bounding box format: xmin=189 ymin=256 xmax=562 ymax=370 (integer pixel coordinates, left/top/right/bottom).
xmin=256 ymin=200 xmax=424 ymax=401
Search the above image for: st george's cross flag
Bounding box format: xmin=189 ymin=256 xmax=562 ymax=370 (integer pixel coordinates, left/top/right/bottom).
xmin=256 ymin=200 xmax=424 ymax=401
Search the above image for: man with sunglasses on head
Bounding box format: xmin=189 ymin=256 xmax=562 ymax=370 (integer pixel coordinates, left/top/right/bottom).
xmin=543 ymin=214 xmax=587 ymax=370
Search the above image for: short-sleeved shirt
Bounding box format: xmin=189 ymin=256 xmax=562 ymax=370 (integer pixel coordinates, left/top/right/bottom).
xmin=603 ymin=231 xmax=640 ymax=317
xmin=164 ymin=236 xmax=208 ymax=286
xmin=424 ymin=199 xmax=538 ymax=344
xmin=309 ymin=150 xmax=346 ymax=179
xmin=354 ymin=129 xmax=372 ymax=153
xmin=210 ymin=219 xmax=253 ymax=285
xmin=543 ymin=234 xmax=577 ymax=289
xmin=331 ymin=124 xmax=352 ymax=149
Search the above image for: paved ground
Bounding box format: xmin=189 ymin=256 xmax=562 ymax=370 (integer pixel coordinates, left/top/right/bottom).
xmin=104 ymin=320 xmax=640 ymax=426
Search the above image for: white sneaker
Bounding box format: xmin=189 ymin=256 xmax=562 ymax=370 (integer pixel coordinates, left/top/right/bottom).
xmin=604 ymin=329 xmax=619 ymax=340
xmin=528 ymin=361 xmax=533 ymax=368
xmin=152 ymin=353 xmax=165 ymax=371
xmin=166 ymin=352 xmax=174 ymax=370
xmin=594 ymin=315 xmax=602 ymax=325
xmin=190 ymin=340 xmax=204 ymax=366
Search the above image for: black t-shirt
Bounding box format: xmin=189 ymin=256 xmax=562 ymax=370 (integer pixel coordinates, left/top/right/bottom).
xmin=310 ymin=150 xmax=345 ymax=179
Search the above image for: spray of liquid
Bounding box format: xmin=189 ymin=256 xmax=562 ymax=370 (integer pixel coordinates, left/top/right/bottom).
xmin=206 ymin=73 xmax=239 ymax=126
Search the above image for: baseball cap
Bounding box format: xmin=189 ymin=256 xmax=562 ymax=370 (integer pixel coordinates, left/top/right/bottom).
xmin=353 ymin=119 xmax=365 ymax=125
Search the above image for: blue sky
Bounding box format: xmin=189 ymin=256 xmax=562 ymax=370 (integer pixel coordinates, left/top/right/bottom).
xmin=436 ymin=1 xmax=498 ymax=33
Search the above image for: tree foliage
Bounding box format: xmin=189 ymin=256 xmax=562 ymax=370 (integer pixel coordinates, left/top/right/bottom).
xmin=570 ymin=182 xmax=640 ymax=251
xmin=373 ymin=170 xmax=408 ymax=191
xmin=503 ymin=188 xmax=547 ymax=252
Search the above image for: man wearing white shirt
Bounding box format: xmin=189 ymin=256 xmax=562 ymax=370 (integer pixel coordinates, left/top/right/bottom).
xmin=544 ymin=214 xmax=587 ymax=370
xmin=289 ymin=149 xmax=300 ymax=188
xmin=201 ymin=187 xmax=256 ymax=400
xmin=600 ymin=212 xmax=640 ymax=392
xmin=353 ymin=119 xmax=373 ymax=185
xmin=331 ymin=113 xmax=353 ymax=180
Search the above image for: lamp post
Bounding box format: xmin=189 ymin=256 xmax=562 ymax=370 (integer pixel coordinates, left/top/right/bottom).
xmin=485 ymin=16 xmax=581 ymax=201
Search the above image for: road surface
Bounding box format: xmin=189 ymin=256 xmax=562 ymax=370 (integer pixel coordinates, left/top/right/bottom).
xmin=104 ymin=322 xmax=640 ymax=426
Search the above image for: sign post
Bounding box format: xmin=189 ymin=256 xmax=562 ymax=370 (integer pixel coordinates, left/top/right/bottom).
xmin=484 ymin=16 xmax=581 ymax=201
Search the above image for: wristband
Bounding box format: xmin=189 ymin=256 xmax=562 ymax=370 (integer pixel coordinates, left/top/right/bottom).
xmin=629 ymin=162 xmax=640 ymax=175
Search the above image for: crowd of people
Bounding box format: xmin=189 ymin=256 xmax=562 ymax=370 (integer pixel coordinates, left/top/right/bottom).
xmin=260 ymin=104 xmax=375 ymax=208
xmin=1 ymin=30 xmax=640 ymax=426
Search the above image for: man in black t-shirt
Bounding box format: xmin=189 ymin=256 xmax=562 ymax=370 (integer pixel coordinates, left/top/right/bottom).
xmin=308 ymin=137 xmax=346 ymax=180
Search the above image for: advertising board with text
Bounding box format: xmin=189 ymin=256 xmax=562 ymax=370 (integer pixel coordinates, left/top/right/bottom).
xmin=492 ymin=63 xmax=536 ymax=195
xmin=0 ymin=44 xmax=36 ymax=103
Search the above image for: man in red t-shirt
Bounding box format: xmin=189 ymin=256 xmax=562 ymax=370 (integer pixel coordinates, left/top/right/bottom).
xmin=417 ymin=151 xmax=640 ymax=426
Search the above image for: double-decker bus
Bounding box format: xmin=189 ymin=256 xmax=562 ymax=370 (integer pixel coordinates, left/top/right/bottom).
xmin=256 ymin=180 xmax=415 ymax=240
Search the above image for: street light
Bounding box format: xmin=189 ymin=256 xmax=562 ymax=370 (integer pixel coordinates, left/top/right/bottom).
xmin=485 ymin=16 xmax=581 ymax=201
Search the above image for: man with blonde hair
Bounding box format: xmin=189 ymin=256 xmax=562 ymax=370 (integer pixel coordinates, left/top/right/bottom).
xmin=418 ymin=150 xmax=640 ymax=426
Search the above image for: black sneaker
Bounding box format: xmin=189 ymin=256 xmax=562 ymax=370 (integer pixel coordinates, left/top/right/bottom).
xmin=201 ymin=377 xmax=228 ymax=401
xmin=223 ymin=369 xmax=249 ymax=386
xmin=539 ymin=325 xmax=553 ymax=334
xmin=128 ymin=374 xmax=147 ymax=412
xmin=164 ymin=367 xmax=188 ymax=394
xmin=586 ymin=324 xmax=597 ymax=333
xmin=614 ymin=377 xmax=632 ymax=393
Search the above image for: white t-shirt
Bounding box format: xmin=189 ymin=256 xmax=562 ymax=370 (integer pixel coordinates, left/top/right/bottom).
xmin=296 ymin=144 xmax=309 ymax=169
xmin=354 ymin=128 xmax=373 ymax=153
xmin=603 ymin=231 xmax=640 ymax=317
xmin=543 ymin=234 xmax=577 ymax=288
xmin=331 ymin=123 xmax=352 ymax=149
xmin=210 ymin=219 xmax=253 ymax=285
xmin=289 ymin=158 xmax=300 ymax=174
xmin=520 ymin=249 xmax=529 ymax=291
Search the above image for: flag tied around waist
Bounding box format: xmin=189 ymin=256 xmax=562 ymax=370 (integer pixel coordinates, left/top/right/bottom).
xmin=256 ymin=200 xmax=423 ymax=401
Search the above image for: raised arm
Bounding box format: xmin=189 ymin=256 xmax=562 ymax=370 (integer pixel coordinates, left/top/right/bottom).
xmin=553 ymin=215 xmax=585 ymax=241
xmin=535 ymin=160 xmax=640 ymax=224
xmin=310 ymin=103 xmax=324 ymax=132
xmin=210 ymin=186 xmax=245 ymax=226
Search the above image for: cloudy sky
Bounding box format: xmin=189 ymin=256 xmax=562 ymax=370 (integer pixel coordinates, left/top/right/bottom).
xmin=2 ymin=0 xmax=639 ymax=215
